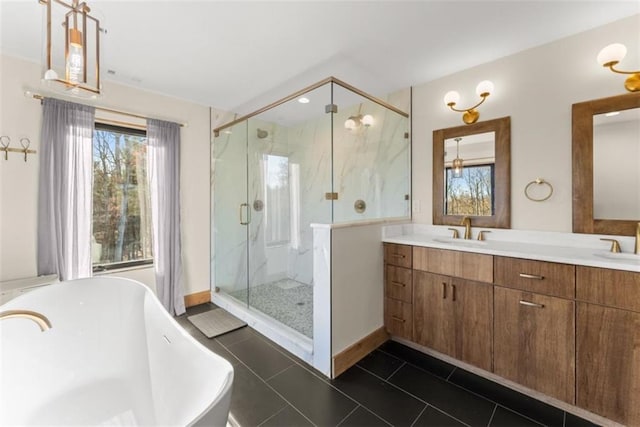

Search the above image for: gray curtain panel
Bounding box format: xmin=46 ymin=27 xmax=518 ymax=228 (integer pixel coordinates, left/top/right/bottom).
xmin=147 ymin=118 xmax=185 ymax=315
xmin=37 ymin=98 xmax=95 ymax=280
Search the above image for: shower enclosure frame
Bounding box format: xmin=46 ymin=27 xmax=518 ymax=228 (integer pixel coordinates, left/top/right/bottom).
xmin=211 ymin=76 xmax=411 ymax=375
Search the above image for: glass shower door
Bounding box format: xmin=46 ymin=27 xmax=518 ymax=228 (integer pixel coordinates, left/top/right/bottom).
xmin=212 ymin=121 xmax=250 ymax=305
xmin=245 ymin=84 xmax=333 ymax=338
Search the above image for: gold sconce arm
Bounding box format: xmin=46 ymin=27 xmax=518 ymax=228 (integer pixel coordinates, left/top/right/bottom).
xmin=597 ymin=43 xmax=640 ymax=92
xmin=446 ymin=94 xmax=489 ymax=114
xmin=444 ymin=80 xmax=494 ymax=124
xmin=606 ymin=62 xmax=640 ymax=76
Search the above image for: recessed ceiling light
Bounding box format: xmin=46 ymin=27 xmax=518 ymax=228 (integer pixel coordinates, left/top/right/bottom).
xmin=298 ymin=97 xmax=310 ymax=104
xmin=605 ymin=111 xmax=620 ymax=117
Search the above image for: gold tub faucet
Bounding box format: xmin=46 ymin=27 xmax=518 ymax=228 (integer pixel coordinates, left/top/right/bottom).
xmin=0 ymin=310 xmax=52 ymax=331
xmin=461 ymin=216 xmax=472 ymax=240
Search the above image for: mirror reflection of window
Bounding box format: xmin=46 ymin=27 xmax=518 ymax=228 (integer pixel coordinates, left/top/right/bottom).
xmin=443 ymin=132 xmax=496 ymax=216
xmin=445 ymin=164 xmax=495 ymax=216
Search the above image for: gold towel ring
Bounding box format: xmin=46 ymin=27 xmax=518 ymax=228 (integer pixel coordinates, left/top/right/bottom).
xmin=525 ymin=178 xmax=553 ymax=202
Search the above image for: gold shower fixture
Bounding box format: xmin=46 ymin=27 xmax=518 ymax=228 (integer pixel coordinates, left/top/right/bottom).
xmin=597 ymin=43 xmax=640 ymax=92
xmin=444 ymin=80 xmax=494 ymax=124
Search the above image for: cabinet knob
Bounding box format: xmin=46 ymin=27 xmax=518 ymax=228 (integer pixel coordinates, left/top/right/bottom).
xmin=391 ymin=316 xmax=406 ymax=323
xmin=391 ymin=281 xmax=406 ymax=288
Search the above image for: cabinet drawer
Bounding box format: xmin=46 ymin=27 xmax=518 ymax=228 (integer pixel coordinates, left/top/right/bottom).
xmin=384 ymin=243 xmax=412 ymax=268
xmin=577 ymin=266 xmax=640 ymax=312
xmin=494 ymin=256 xmax=575 ymax=299
xmin=413 ymin=246 xmax=493 ymax=283
xmin=384 ymin=265 xmax=412 ymax=303
xmin=384 ymin=298 xmax=412 ymax=340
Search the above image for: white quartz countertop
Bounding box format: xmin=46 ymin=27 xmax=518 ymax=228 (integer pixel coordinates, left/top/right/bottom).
xmin=382 ymin=224 xmax=640 ymax=273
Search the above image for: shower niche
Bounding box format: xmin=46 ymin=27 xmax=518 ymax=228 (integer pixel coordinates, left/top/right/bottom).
xmin=211 ymin=77 xmax=410 ymax=376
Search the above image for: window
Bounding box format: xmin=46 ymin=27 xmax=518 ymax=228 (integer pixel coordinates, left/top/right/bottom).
xmin=445 ymin=164 xmax=495 ymax=216
xmin=92 ymin=123 xmax=153 ymax=271
xmin=264 ymin=154 xmax=290 ymax=246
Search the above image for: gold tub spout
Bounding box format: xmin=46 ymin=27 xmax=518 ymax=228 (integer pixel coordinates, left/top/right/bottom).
xmin=461 ymin=216 xmax=472 ymax=240
xmin=0 ymin=310 xmax=52 ymax=331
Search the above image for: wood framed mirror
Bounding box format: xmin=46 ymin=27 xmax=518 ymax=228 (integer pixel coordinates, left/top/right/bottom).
xmin=572 ymin=92 xmax=640 ymax=236
xmin=433 ymin=116 xmax=511 ymax=228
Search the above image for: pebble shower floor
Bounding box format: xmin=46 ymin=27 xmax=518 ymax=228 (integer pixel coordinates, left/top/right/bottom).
xmin=229 ymin=279 xmax=313 ymax=338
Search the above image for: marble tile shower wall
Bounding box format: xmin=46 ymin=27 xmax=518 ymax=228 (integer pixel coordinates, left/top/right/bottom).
xmin=211 ymin=88 xmax=411 ymax=294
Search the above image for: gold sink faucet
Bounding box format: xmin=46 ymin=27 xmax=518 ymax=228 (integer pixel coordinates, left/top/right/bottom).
xmin=0 ymin=310 xmax=52 ymax=332
xmin=461 ymin=216 xmax=472 ymax=240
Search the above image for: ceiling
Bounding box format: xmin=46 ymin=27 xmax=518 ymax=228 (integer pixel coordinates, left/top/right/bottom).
xmin=1 ymin=1 xmax=638 ymax=116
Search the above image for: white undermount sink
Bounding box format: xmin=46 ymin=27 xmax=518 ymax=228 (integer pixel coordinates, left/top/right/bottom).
xmin=593 ymin=251 xmax=640 ymax=262
xmin=432 ymin=237 xmax=488 ymax=247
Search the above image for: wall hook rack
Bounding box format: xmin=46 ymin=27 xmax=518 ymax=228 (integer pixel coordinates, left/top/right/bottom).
xmin=0 ymin=136 xmax=37 ymax=162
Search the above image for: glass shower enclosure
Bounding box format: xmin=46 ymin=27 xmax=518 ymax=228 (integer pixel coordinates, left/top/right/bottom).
xmin=211 ymin=77 xmax=410 ymax=360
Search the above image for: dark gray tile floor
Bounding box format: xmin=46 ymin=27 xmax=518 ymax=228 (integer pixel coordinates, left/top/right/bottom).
xmin=176 ymin=304 xmax=600 ymax=427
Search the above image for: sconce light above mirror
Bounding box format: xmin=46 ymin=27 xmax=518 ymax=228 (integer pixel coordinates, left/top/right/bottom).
xmin=597 ymin=43 xmax=640 ymax=92
xmin=444 ymin=80 xmax=494 ymax=124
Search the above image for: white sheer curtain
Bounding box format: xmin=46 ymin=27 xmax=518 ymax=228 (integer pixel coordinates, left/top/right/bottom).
xmin=37 ymin=98 xmax=95 ymax=280
xmin=147 ymin=118 xmax=185 ymax=315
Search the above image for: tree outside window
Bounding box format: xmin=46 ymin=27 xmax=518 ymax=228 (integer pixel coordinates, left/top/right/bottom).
xmin=445 ymin=164 xmax=495 ymax=216
xmin=92 ymin=124 xmax=153 ymax=270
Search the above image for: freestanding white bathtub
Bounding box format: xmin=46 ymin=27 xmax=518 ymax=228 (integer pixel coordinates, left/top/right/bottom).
xmin=0 ymin=277 xmax=233 ymax=426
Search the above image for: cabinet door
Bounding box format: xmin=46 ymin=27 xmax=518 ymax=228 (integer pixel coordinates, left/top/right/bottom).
xmin=413 ymin=271 xmax=452 ymax=356
xmin=451 ymin=278 xmax=493 ymax=372
xmin=494 ymin=287 xmax=575 ymax=403
xmin=577 ymin=303 xmax=640 ymax=425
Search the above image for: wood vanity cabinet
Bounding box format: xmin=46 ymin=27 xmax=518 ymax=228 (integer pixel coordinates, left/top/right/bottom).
xmin=493 ymin=286 xmax=575 ymax=403
xmin=383 ymin=243 xmax=413 ymax=340
xmin=493 ymin=256 xmax=576 ymax=403
xmin=576 ymin=267 xmax=640 ymax=426
xmin=414 ymin=271 xmax=493 ymax=371
xmin=413 ymin=247 xmax=493 ymax=371
xmin=382 ymin=244 xmax=640 ymax=424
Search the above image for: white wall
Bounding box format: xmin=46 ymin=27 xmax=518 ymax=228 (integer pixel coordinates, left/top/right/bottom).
xmin=411 ymin=14 xmax=639 ymax=231
xmin=0 ymin=55 xmax=211 ymax=297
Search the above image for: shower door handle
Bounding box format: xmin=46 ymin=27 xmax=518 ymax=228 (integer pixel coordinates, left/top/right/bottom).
xmin=239 ymin=203 xmax=250 ymax=225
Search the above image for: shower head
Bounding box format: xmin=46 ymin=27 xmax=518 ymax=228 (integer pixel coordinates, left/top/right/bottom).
xmin=257 ymin=129 xmax=269 ymax=139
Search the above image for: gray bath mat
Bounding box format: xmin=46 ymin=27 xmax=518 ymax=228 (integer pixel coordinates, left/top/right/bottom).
xmin=188 ymin=308 xmax=247 ymax=338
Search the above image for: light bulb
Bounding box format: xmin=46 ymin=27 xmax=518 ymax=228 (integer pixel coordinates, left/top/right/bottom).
xmin=66 ymin=28 xmax=84 ymax=83
xmin=597 ymin=43 xmax=627 ymax=66
xmin=452 ymin=158 xmax=464 ymax=178
xmin=344 ymin=118 xmax=356 ymax=130
xmin=443 ymin=91 xmax=460 ymax=106
xmin=43 ymin=69 xmax=59 ymax=80
xmin=361 ymin=114 xmax=374 ymax=127
xmin=476 ymin=80 xmax=494 ymax=97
